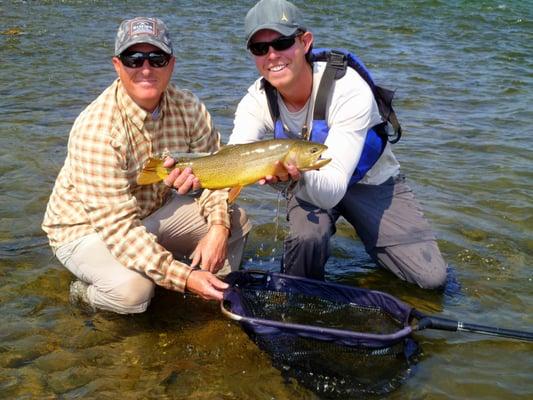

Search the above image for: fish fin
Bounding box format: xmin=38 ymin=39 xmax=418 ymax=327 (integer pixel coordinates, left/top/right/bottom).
xmin=137 ymin=158 xmax=169 ymax=185
xmin=228 ymin=186 xmax=243 ymax=203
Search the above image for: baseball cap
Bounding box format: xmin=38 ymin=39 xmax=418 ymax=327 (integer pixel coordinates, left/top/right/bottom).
xmin=114 ymin=17 xmax=173 ymax=55
xmin=244 ymin=0 xmax=306 ymax=44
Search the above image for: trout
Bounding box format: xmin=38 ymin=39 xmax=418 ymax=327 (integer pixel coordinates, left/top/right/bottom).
xmin=137 ymin=139 xmax=331 ymax=202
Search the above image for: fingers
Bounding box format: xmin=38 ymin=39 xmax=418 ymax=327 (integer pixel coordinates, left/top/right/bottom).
xmin=163 ymin=157 xmax=176 ymax=168
xmin=284 ymin=162 xmax=301 ymax=180
xmin=163 ymin=167 xmax=201 ymax=194
xmin=259 ymin=175 xmax=278 ymax=185
xmin=186 ymin=270 xmax=228 ymax=301
xmin=189 ymin=251 xmax=224 ymax=273
xmin=259 ymin=162 xmax=300 ymax=185
xmin=210 ymin=276 xmax=229 ymax=291
xmin=189 ymin=250 xmax=201 ymax=269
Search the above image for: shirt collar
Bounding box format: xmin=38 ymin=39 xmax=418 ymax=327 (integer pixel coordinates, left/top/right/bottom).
xmin=115 ymin=79 xmax=148 ymax=129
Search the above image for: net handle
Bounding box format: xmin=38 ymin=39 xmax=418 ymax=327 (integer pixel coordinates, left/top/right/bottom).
xmin=220 ymin=299 xmax=243 ymax=321
xmin=221 ymin=269 xmax=269 ymax=321
xmin=414 ymin=313 xmax=533 ymax=341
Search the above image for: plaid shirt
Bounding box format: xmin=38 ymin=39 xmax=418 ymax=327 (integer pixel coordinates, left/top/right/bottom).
xmin=42 ymin=79 xmax=230 ymax=292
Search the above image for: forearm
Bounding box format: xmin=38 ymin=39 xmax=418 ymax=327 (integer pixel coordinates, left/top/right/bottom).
xmin=87 ymin=198 xmax=194 ymax=292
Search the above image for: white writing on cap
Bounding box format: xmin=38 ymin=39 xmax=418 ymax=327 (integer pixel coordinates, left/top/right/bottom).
xmin=130 ymin=20 xmax=156 ymax=36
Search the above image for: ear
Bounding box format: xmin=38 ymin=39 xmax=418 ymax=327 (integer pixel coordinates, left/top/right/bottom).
xmin=168 ymin=56 xmax=176 ymax=73
xmin=301 ymin=31 xmax=314 ymax=53
xmin=112 ymin=56 xmax=122 ymax=76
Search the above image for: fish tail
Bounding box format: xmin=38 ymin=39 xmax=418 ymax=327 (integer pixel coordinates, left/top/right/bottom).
xmin=137 ymin=158 xmax=169 ymax=185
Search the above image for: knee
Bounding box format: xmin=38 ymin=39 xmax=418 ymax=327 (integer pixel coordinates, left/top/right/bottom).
xmin=418 ymin=261 xmax=447 ymax=289
xmin=374 ymin=242 xmax=448 ymax=290
xmin=112 ymin=275 xmax=155 ymax=313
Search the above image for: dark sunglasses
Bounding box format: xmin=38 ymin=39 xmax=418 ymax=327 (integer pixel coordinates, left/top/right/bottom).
xmin=248 ymin=33 xmax=301 ymax=56
xmin=118 ymin=50 xmax=171 ymax=68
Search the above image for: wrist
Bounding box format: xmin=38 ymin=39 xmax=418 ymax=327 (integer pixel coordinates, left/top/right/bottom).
xmin=209 ymin=223 xmax=230 ymax=236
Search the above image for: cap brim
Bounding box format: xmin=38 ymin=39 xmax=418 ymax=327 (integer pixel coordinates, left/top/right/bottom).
xmin=246 ymin=24 xmax=300 ymax=44
xmin=115 ymin=36 xmax=172 ymax=55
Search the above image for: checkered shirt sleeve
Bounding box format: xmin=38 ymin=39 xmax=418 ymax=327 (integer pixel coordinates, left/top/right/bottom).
xmin=42 ymin=80 xmax=230 ymax=292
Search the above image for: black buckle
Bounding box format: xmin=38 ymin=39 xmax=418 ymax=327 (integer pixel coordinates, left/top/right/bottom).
xmin=328 ymin=50 xmax=347 ymax=71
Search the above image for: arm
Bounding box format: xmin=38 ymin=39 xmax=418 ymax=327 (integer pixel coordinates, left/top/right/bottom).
xmin=298 ymin=74 xmax=382 ymax=209
xmin=69 ymin=117 xmax=194 ymax=293
xmin=228 ymin=84 xmax=271 ymax=144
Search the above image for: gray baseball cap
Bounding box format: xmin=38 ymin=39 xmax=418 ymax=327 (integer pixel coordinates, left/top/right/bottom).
xmin=114 ymin=17 xmax=173 ymax=55
xmin=245 ymin=0 xmax=305 ymax=45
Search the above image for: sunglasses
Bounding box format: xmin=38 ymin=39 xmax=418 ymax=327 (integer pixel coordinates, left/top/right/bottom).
xmin=248 ymin=33 xmax=301 ymax=56
xmin=118 ymin=50 xmax=171 ymax=68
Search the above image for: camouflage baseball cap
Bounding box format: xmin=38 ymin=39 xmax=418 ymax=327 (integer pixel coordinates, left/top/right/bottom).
xmin=114 ymin=17 xmax=173 ymax=55
xmin=245 ymin=0 xmax=305 ymax=44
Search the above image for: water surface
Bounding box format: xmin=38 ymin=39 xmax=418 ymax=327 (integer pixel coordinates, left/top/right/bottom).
xmin=1 ymin=1 xmax=532 ymax=399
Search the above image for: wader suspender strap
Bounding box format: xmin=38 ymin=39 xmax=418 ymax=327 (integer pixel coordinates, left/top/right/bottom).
xmin=263 ymin=79 xmax=303 ymax=140
xmin=263 ymin=79 xmax=280 ymax=126
xmin=314 ymin=50 xmax=403 ymax=144
xmin=374 ymin=86 xmax=402 ymax=143
xmin=313 ymin=50 xmax=347 ymax=120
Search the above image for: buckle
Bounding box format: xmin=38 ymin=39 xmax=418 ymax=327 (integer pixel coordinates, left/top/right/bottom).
xmin=328 ymin=50 xmax=347 ymax=70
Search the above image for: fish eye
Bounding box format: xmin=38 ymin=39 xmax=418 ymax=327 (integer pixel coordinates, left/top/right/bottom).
xmin=310 ymin=147 xmax=319 ymax=154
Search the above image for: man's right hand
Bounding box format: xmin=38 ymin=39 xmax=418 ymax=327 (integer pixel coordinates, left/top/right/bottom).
xmin=257 ymin=160 xmax=301 ymax=185
xmin=185 ymin=269 xmax=229 ymax=301
xmin=163 ymin=157 xmax=201 ymax=195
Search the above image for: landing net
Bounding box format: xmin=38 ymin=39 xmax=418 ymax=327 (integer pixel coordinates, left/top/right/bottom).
xmin=222 ymin=270 xmax=419 ymax=397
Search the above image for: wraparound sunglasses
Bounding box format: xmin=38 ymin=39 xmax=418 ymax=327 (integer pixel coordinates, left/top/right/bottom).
xmin=248 ymin=33 xmax=302 ymax=56
xmin=118 ymin=50 xmax=171 ymax=68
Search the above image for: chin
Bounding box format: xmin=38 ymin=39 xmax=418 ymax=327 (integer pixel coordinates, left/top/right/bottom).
xmin=266 ymin=75 xmax=291 ymax=90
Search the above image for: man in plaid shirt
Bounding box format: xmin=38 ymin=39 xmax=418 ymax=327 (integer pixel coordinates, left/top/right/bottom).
xmin=42 ymin=17 xmax=251 ymax=314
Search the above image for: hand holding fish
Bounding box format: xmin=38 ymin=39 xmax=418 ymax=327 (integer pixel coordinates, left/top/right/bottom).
xmin=137 ymin=140 xmax=331 ymax=202
xmin=257 ymin=160 xmax=301 ymax=185
xmin=162 ymin=157 xmax=201 ymax=194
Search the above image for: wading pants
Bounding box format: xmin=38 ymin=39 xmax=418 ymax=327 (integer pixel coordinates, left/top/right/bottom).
xmin=281 ymin=175 xmax=447 ymax=289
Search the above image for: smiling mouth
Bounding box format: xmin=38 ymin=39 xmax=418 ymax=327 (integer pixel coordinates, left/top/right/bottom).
xmin=268 ymin=64 xmax=287 ymax=72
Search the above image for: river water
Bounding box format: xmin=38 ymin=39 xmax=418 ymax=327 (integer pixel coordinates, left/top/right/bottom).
xmin=1 ymin=1 xmax=532 ymax=399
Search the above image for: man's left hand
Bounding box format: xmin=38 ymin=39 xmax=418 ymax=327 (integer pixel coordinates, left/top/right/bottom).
xmin=163 ymin=157 xmax=201 ymax=195
xmin=190 ymin=224 xmax=229 ymax=274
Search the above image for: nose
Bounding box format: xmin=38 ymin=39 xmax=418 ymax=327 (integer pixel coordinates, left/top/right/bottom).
xmin=139 ymin=59 xmax=153 ymax=71
xmin=265 ymin=46 xmax=280 ymax=58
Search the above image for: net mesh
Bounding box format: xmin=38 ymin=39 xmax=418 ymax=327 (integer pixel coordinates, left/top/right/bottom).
xmin=224 ymin=271 xmax=419 ymax=397
xmin=253 ymin=332 xmax=417 ymax=397
xmin=239 ymin=288 xmax=403 ymax=335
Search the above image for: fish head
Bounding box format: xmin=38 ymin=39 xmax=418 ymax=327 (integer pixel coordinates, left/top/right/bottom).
xmin=286 ymin=141 xmax=331 ymax=171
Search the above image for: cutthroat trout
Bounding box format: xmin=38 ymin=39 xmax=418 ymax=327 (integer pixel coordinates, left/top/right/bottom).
xmin=137 ymin=139 xmax=331 ymax=202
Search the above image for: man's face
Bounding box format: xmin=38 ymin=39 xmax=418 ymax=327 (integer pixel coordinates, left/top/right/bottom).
xmin=112 ymin=43 xmax=175 ymax=112
xmin=249 ymin=29 xmax=312 ymax=92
